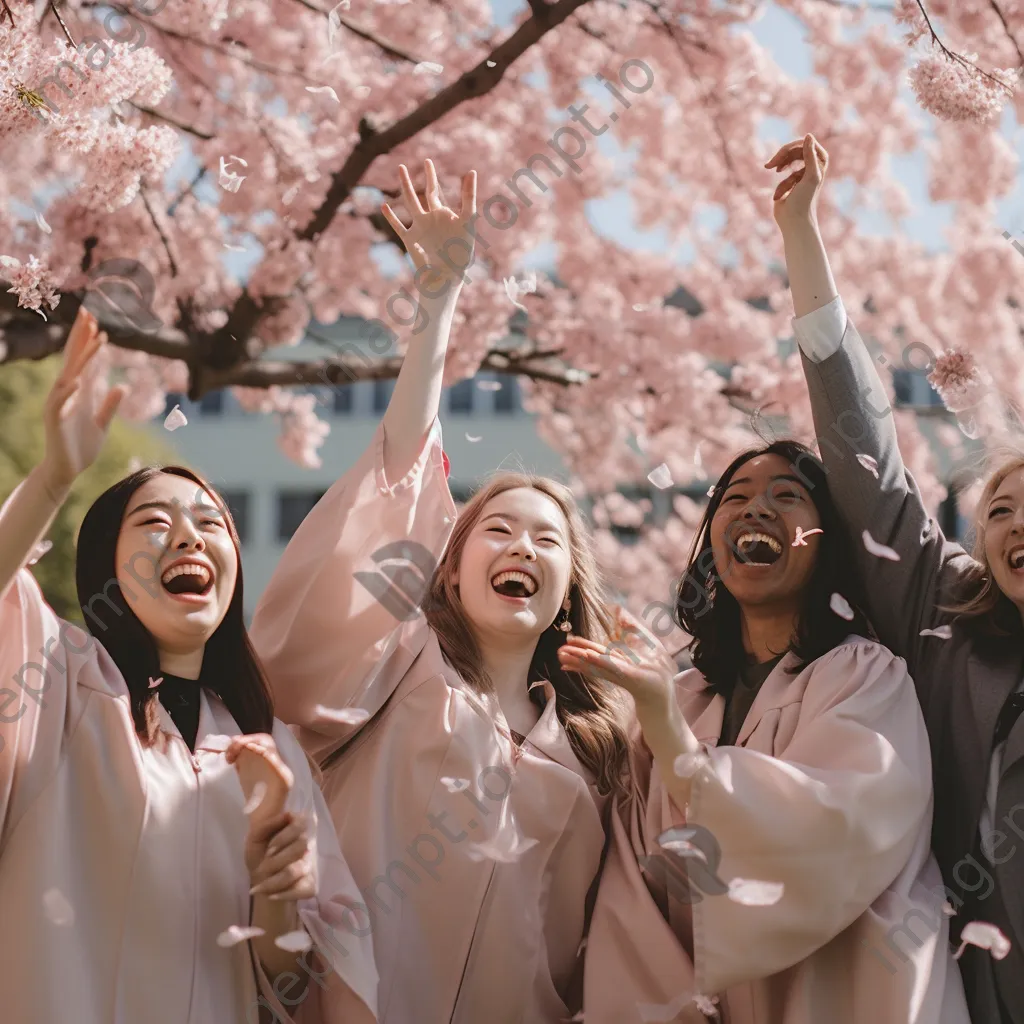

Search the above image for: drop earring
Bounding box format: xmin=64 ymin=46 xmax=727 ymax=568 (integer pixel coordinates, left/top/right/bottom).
xmin=555 ymin=600 xmax=572 ymax=636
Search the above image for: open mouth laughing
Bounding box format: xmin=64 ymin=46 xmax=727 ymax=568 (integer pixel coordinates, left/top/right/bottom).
xmin=491 ymin=568 xmax=539 ymax=599
xmin=734 ymin=530 xmax=784 ymax=566
xmin=1008 ymin=545 xmax=1024 ymax=572
xmin=161 ymin=557 xmax=215 ymax=599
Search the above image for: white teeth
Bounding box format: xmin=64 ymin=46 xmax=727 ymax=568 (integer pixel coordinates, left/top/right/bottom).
xmin=736 ymin=532 xmax=782 ymax=555
xmin=1009 ymin=549 xmax=1024 ymax=570
xmin=491 ymin=570 xmax=538 ymax=595
xmin=161 ymin=563 xmax=212 ymax=586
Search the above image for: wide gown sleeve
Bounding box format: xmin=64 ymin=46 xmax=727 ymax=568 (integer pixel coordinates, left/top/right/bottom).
xmin=798 ymin=313 xmax=975 ymax=695
xmin=249 ymin=419 xmax=456 ymax=760
xmin=251 ymin=722 xmax=380 ymax=1024
xmin=0 ymin=567 xmax=89 ymax=843
xmin=661 ymin=643 xmax=932 ymax=995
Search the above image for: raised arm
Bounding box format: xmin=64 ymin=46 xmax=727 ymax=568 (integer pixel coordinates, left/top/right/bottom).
xmin=768 ymin=135 xmax=973 ymax=687
xmin=0 ymin=308 xmax=123 ymax=600
xmin=250 ymin=160 xmax=475 ymax=757
xmin=380 ymin=159 xmax=477 ymax=482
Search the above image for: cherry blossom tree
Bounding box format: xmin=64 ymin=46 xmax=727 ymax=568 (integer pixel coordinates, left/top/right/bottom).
xmin=2 ymin=0 xmax=1024 ymax=619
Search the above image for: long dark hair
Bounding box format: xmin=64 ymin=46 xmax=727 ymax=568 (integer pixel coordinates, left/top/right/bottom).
xmin=75 ymin=465 xmax=274 ymax=744
xmin=676 ymin=440 xmax=873 ymax=696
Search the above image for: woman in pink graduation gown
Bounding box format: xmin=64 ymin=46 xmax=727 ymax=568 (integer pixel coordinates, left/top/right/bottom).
xmin=0 ymin=309 xmax=377 ymax=1024
xmin=561 ymin=440 xmax=970 ymax=1023
xmin=250 ymin=160 xmax=636 ymax=1023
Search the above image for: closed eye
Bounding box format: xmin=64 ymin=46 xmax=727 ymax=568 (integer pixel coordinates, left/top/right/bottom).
xmin=990 ymin=506 xmax=1012 ymax=518
xmin=487 ymin=525 xmax=511 ymax=534
xmin=141 ymin=517 xmax=170 ymax=527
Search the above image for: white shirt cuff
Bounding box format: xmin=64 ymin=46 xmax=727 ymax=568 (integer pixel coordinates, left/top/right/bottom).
xmin=792 ymin=295 xmax=848 ymax=363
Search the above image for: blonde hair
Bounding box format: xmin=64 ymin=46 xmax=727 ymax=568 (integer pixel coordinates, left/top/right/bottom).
xmin=943 ymin=450 xmax=1024 ymax=634
xmin=424 ymin=472 xmax=633 ymax=797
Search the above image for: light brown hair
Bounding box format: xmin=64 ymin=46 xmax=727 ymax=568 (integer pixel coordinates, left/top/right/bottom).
xmin=943 ymin=452 xmax=1024 ymax=634
xmin=423 ymin=472 xmax=633 ymax=797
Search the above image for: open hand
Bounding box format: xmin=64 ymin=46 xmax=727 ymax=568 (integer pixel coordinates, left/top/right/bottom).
xmin=765 ymin=133 xmax=829 ymax=230
xmin=558 ymin=605 xmax=677 ymax=711
xmin=40 ymin=306 xmax=126 ymax=493
xmin=381 ymin=159 xmax=477 ymax=295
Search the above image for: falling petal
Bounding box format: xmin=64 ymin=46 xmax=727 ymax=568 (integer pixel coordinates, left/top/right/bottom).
xmin=830 ymin=592 xmax=854 ymax=621
xmin=673 ymin=752 xmax=709 ymax=778
xmin=862 ymin=529 xmax=900 ymax=561
xmin=243 ymin=781 xmax=268 ymax=815
xmin=148 ymin=676 xmax=163 ymax=689
xmin=957 ymin=413 xmax=981 ymax=440
xmin=35 ymin=212 xmax=51 ymax=234
xmin=163 ymin=405 xmax=188 ymax=431
xmin=27 ymin=539 xmax=52 ymax=566
xmin=465 ymin=433 xmax=482 ymax=442
xmin=920 ymin=624 xmax=953 ymax=639
xmin=632 ymin=303 xmax=649 ymax=311
xmin=467 ymin=834 xmax=538 ymax=863
xmin=856 ymin=454 xmax=879 ymax=478
xmin=313 ymin=704 xmax=371 ymax=726
xmin=217 ymin=924 xmax=266 ymax=947
xmin=229 ymin=154 xmax=248 ymax=168
xmin=0 ymin=255 xmax=21 ymax=268
xmin=659 ymin=837 xmax=706 ymax=861
xmin=218 ymin=157 xmax=246 ymax=193
xmin=943 ymin=901 xmax=957 ymax=917
xmin=503 ymin=276 xmax=528 ymax=312
xmin=476 ymin=380 xmax=501 ymax=391
xmin=706 ymin=485 xmax=715 ymax=498
xmin=223 ymin=243 xmax=246 ymax=252
xmin=954 ymin=921 xmax=1011 ymax=961
xmin=43 ymin=888 xmax=74 ymax=926
xmin=306 ymin=85 xmax=340 ymax=102
xmin=637 ymin=991 xmax=692 ymax=1022
xmin=128 ymin=456 xmax=143 ymax=473
xmin=275 ymin=930 xmax=314 ymax=953
xmin=647 ymin=463 xmax=673 ymax=490
xmin=36 ymin=309 xmax=47 ymax=321
xmin=791 ymin=527 xmax=823 ymax=547
xmin=486 ymin=60 xmax=497 ymax=68
xmin=440 ymin=776 xmax=470 ymax=793
xmin=727 ymin=878 xmax=785 ymax=906
xmin=414 ymin=61 xmax=444 ymax=75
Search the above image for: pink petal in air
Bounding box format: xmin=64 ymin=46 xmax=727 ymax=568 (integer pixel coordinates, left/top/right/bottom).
xmin=856 ymin=454 xmax=879 ymax=478
xmin=830 ymin=593 xmax=855 ymax=620
xmin=791 ymin=527 xmax=823 ymax=547
xmin=727 ymin=878 xmax=785 ymax=906
xmin=148 ymin=676 xmax=164 ymax=689
xmin=465 ymin=433 xmax=482 ymax=442
xmin=163 ymin=405 xmax=188 ymax=431
xmin=648 ymin=463 xmax=673 ymax=489
xmin=920 ymin=625 xmax=953 ymax=639
xmin=35 ymin=212 xmax=51 ymax=234
xmin=954 ymin=921 xmax=1011 ymax=960
xmin=306 ymin=85 xmax=340 ymax=102
xmin=274 ymin=930 xmax=314 ymax=953
xmin=862 ymin=529 xmax=900 ymax=561
xmin=414 ymin=62 xmax=444 ymax=75
xmin=27 ymin=539 xmax=52 ymax=565
xmin=313 ymin=704 xmax=371 ymax=726
xmin=217 ymin=924 xmax=266 ymax=947
xmin=43 ymin=887 xmax=74 ymax=926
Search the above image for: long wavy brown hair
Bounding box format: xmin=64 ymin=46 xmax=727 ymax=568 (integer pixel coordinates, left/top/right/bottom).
xmin=423 ymin=472 xmax=633 ymax=798
xmin=943 ymin=452 xmax=1024 ymax=635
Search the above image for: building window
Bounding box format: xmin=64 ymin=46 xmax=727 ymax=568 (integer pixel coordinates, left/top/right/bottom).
xmin=448 ymin=378 xmax=474 ymax=414
xmin=220 ymin=490 xmax=251 ymax=544
xmin=200 ymin=390 xmax=224 ymax=415
xmin=493 ymin=375 xmax=519 ymax=414
xmin=373 ymin=379 xmax=394 ymax=413
xmin=333 ymin=385 xmax=353 ymax=414
xmin=276 ymin=489 xmax=326 ymax=542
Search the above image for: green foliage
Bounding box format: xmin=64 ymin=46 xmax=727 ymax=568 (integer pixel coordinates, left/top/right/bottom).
xmin=0 ymin=357 xmax=175 ymax=621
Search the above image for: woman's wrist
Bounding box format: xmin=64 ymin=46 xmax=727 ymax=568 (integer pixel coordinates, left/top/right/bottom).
xmin=32 ymin=462 xmax=72 ymax=506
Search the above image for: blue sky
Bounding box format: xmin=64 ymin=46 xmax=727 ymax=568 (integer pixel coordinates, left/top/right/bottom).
xmin=488 ymin=0 xmax=1024 ymax=269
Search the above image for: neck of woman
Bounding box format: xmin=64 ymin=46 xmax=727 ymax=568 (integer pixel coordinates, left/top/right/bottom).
xmin=157 ymin=644 xmax=205 ymax=681
xmin=477 ymin=635 xmax=543 ymax=733
xmin=739 ymin=604 xmax=798 ymax=663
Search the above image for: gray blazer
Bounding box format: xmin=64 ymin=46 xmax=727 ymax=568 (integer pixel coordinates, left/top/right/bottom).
xmin=802 ymin=320 xmax=1024 ymax=1023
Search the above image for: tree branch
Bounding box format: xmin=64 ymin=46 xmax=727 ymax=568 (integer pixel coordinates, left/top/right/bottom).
xmin=988 ymin=0 xmax=1024 ymax=66
xmin=130 ymin=103 xmax=214 ymax=140
xmin=287 ymin=0 xmax=427 ymax=63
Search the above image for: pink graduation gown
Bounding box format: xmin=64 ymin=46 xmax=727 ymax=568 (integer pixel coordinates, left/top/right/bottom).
xmin=584 ymin=639 xmax=971 ymax=1024
xmin=250 ymin=419 xmax=607 ymax=1024
xmin=0 ymin=566 xmax=378 ymax=1024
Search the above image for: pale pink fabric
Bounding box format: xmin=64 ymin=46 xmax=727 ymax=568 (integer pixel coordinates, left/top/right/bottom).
xmin=584 ymin=640 xmax=971 ymax=1024
xmin=250 ymin=420 xmax=606 ymax=1023
xmin=0 ymin=566 xmax=378 ymax=1024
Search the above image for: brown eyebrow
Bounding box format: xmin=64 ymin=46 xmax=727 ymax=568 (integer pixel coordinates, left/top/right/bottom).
xmin=126 ymin=499 xmax=221 ymax=519
xmin=989 ymin=495 xmax=1015 ymax=506
xmin=480 ymin=511 xmax=564 ymax=534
